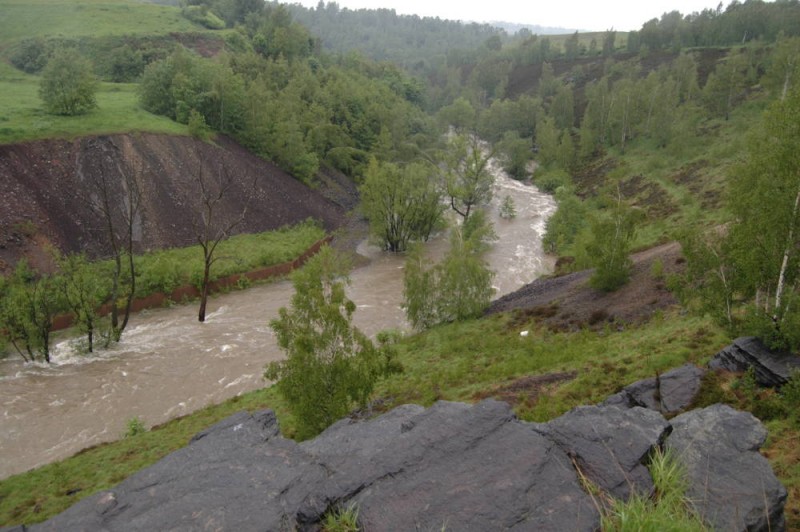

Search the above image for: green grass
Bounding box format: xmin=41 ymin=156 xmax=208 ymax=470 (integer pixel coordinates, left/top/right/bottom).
xmin=601 ymin=447 xmax=708 ymax=531
xmin=0 ymin=75 xmax=187 ymax=144
xmin=0 ymin=0 xmax=199 ymax=45
xmin=133 ymin=220 xmax=327 ymax=296
xmin=376 ymin=311 xmax=729 ymax=421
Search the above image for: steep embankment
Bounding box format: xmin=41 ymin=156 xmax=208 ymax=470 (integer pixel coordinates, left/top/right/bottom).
xmin=0 ymin=134 xmax=349 ymax=273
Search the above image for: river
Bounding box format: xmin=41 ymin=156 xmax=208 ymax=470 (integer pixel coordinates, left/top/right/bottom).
xmin=0 ymin=167 xmax=556 ymax=479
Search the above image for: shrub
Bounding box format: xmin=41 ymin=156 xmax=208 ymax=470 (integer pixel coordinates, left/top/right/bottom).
xmin=39 ymin=49 xmax=98 ymax=116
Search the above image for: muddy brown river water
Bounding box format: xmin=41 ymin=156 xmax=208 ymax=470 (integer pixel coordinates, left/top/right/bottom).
xmin=0 ymin=167 xmax=556 ymax=479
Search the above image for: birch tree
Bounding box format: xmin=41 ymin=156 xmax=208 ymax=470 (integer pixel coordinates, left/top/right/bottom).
xmin=728 ymin=87 xmax=800 ymax=336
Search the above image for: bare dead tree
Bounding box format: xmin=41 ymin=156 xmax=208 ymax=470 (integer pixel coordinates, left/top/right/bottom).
xmin=190 ymin=148 xmax=256 ymax=322
xmin=82 ymin=138 xmax=142 ymax=341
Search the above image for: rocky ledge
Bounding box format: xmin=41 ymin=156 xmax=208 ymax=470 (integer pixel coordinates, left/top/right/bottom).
xmin=14 ymin=397 xmax=786 ymax=531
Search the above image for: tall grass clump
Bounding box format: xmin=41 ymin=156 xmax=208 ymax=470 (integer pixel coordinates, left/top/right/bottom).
xmin=601 ymin=447 xmax=707 ymax=531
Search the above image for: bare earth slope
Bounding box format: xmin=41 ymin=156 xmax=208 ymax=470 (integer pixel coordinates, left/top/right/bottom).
xmin=487 ymin=242 xmax=684 ymax=331
xmin=0 ymin=134 xmax=347 ymax=272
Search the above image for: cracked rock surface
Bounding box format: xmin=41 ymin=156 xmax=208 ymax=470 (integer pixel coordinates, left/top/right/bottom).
xmin=16 ymin=399 xmax=786 ymax=532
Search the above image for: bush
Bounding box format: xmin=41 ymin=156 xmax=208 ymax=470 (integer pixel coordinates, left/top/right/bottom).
xmin=265 ymin=247 xmax=398 ymax=439
xmin=10 ymin=38 xmax=51 ymax=73
xmin=124 ymin=417 xmax=146 ymax=438
xmin=39 ymin=49 xmax=98 ymax=116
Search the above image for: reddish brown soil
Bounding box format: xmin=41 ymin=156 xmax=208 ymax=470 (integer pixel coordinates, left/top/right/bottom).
xmin=487 ymin=242 xmax=684 ymax=332
xmin=0 ymin=134 xmax=349 ymax=273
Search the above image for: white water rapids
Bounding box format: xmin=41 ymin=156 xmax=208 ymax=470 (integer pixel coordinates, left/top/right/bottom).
xmin=0 ymin=167 xmax=556 ymax=479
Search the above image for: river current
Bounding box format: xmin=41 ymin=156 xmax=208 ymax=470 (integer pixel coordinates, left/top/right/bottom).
xmin=0 ymin=166 xmax=556 ymax=479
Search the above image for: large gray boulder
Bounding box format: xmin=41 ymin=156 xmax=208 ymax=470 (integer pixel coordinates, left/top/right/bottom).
xmin=534 ymin=405 xmax=670 ymax=501
xmin=25 ymin=400 xmax=600 ymax=532
xmin=28 ymin=410 xmax=329 ymax=531
xmin=602 ymin=363 xmax=706 ymax=415
xmin=16 ymin=399 xmax=787 ymax=532
xmin=666 ymin=404 xmax=787 ymax=532
xmin=709 ymin=336 xmax=800 ymax=387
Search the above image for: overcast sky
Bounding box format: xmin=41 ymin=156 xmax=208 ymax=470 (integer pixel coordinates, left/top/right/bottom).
xmin=291 ymin=0 xmax=734 ymax=32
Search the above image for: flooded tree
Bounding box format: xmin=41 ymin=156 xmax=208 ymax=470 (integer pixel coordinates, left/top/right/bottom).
xmin=360 ymin=159 xmax=444 ymax=252
xmin=83 ymin=139 xmax=142 ymax=341
xmin=0 ymin=261 xmax=60 ymax=363
xmin=189 ymin=149 xmax=255 ymax=322
xmin=442 ymin=134 xmax=495 ymax=222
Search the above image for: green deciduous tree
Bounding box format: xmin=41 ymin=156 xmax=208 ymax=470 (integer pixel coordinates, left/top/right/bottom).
xmin=403 ymin=216 xmax=495 ymax=329
xmin=265 ymin=246 xmax=395 ymax=438
xmin=360 ymin=159 xmax=444 ymax=252
xmin=497 ymin=131 xmax=531 ymax=179
xmin=442 ymin=134 xmax=495 ymax=222
xmin=543 ymin=188 xmax=587 ymax=254
xmin=725 ymin=88 xmax=800 ymax=346
xmin=586 ymin=189 xmax=642 ymax=292
xmin=39 ymin=49 xmax=98 ymax=116
xmin=56 ymin=253 xmax=108 ymax=353
xmin=0 ymin=261 xmax=60 ymax=363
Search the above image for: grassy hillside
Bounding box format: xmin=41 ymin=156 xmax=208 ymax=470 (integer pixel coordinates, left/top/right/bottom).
xmin=0 ymin=64 xmax=186 ymax=143
xmin=0 ymin=0 xmax=225 ymax=143
xmin=0 ymin=0 xmax=198 ymax=44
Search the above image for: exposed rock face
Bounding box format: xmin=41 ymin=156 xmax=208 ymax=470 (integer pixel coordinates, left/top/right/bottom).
xmin=666 ymin=404 xmax=787 ymax=532
xmin=0 ymin=134 xmax=347 ymax=273
xmin=602 ymin=363 xmax=706 ymax=415
xmin=709 ymin=336 xmax=800 ymax=387
xmin=26 ymin=401 xmax=601 ymax=531
xmin=19 ymin=400 xmax=786 ymax=532
xmin=533 ymin=405 xmax=670 ymax=501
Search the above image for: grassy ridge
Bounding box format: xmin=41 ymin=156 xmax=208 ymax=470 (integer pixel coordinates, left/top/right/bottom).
xmin=0 ymin=0 xmax=198 ymax=44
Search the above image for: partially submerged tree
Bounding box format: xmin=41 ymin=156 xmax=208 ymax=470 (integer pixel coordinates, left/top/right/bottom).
xmin=0 ymin=261 xmax=60 ymax=363
xmin=39 ymin=48 xmax=98 ymax=116
xmin=56 ymin=253 xmax=107 ymax=353
xmin=403 ymin=213 xmax=495 ymax=329
xmin=190 ymin=149 xmax=255 ymax=322
xmin=265 ymin=246 xmax=396 ymax=438
xmin=442 ymin=134 xmax=495 ymax=222
xmin=360 ymin=159 xmax=444 ymax=252
xmin=82 ymin=139 xmax=142 ymax=341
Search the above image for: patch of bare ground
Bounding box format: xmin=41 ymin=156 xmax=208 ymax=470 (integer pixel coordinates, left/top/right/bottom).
xmin=473 ymin=371 xmax=578 ymax=407
xmin=487 ymin=241 xmax=684 ymax=332
xmin=669 ymin=160 xmax=722 ymax=210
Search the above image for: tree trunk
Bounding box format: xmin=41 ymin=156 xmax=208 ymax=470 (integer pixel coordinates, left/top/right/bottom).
xmin=774 ymin=185 xmax=800 ymax=321
xmin=120 ymin=251 xmax=135 ymax=334
xmin=198 ymin=259 xmax=211 ymax=322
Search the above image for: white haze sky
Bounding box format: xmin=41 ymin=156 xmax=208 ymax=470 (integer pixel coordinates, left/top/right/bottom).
xmin=292 ymin=0 xmax=735 ymax=32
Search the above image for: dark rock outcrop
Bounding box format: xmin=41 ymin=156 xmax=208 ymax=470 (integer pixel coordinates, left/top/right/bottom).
xmin=533 ymin=405 xmax=670 ymax=501
xmin=27 ymin=401 xmax=601 ymax=532
xmin=709 ymin=336 xmax=800 ymax=387
xmin=666 ymin=404 xmax=787 ymax=532
xmin=20 ymin=400 xmax=786 ymax=532
xmin=602 ymin=363 xmax=706 ymax=415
